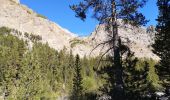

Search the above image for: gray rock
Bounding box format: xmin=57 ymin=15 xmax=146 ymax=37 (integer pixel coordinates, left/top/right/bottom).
xmin=0 ymin=0 xmax=159 ymax=60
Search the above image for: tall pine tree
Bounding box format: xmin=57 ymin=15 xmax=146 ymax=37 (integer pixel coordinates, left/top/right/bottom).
xmin=70 ymin=0 xmax=148 ymax=99
xmin=152 ymin=0 xmax=170 ymax=87
xmin=71 ymin=54 xmax=83 ymax=100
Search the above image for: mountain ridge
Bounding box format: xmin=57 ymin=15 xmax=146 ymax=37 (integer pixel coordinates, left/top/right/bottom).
xmin=0 ymin=0 xmax=159 ymax=60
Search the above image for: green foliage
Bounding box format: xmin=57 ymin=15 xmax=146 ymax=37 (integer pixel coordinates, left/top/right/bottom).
xmin=97 ymin=52 xmax=160 ymax=99
xmin=123 ymin=56 xmax=161 ymax=98
xmin=0 ymin=27 xmax=57 ymax=99
xmin=82 ymin=77 xmax=98 ymax=93
xmin=0 ymin=27 xmax=11 ymax=34
xmin=70 ymin=0 xmax=148 ymax=26
xmin=0 ymin=27 xmax=161 ymax=100
xmin=71 ymin=0 xmax=148 ymax=99
xmin=152 ymin=0 xmax=170 ymax=87
xmin=123 ymin=57 xmax=156 ymax=99
xmin=30 ymin=34 xmax=42 ymax=42
xmin=71 ymin=54 xmax=83 ymax=100
xmin=0 ymin=29 xmax=27 ymax=100
xmin=127 ymin=58 xmax=160 ymax=89
xmin=24 ymin=32 xmax=42 ymax=42
xmin=70 ymin=38 xmax=86 ymax=48
xmin=27 ymin=10 xmax=32 ymax=14
xmin=11 ymin=29 xmax=22 ymax=36
xmin=37 ymin=14 xmax=47 ymax=19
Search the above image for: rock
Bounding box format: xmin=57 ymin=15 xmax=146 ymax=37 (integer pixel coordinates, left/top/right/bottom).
xmin=0 ymin=0 xmax=159 ymax=60
xmin=0 ymin=0 xmax=76 ymax=52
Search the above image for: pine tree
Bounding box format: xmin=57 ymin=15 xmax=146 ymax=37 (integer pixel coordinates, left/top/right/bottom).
xmin=71 ymin=54 xmax=83 ymax=100
xmin=17 ymin=43 xmax=52 ymax=100
xmin=0 ymin=31 xmax=27 ymax=99
xmin=152 ymin=0 xmax=170 ymax=87
xmin=123 ymin=52 xmax=156 ymax=99
xmin=70 ymin=0 xmax=148 ymax=99
xmin=67 ymin=51 xmax=75 ymax=90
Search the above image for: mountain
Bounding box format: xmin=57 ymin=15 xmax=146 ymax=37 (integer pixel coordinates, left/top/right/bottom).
xmin=0 ymin=0 xmax=76 ymax=51
xmin=0 ymin=0 xmax=159 ymax=60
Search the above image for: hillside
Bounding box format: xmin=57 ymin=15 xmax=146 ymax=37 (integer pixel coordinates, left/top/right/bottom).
xmin=0 ymin=0 xmax=76 ymax=51
xmin=0 ymin=0 xmax=166 ymax=100
xmin=0 ymin=0 xmax=159 ymax=59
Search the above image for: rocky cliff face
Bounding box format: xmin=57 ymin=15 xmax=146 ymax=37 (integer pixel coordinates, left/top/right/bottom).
xmin=0 ymin=0 xmax=159 ymax=60
xmin=0 ymin=0 xmax=76 ymax=51
xmin=71 ymin=23 xmax=159 ymax=59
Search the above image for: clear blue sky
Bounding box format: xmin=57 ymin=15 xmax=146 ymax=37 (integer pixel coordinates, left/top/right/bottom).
xmin=20 ymin=0 xmax=158 ymax=36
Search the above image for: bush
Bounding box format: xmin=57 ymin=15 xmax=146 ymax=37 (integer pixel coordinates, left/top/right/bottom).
xmin=37 ymin=14 xmax=47 ymax=19
xmin=83 ymin=77 xmax=98 ymax=92
xmin=70 ymin=38 xmax=86 ymax=48
xmin=0 ymin=27 xmax=11 ymax=35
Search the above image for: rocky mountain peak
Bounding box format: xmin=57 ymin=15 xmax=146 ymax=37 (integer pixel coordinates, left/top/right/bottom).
xmin=0 ymin=0 xmax=159 ymax=60
xmin=0 ymin=0 xmax=76 ymax=51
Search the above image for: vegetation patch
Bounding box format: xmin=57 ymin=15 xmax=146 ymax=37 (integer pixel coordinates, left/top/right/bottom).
xmin=27 ymin=10 xmax=32 ymax=14
xmin=24 ymin=32 xmax=42 ymax=42
xmin=0 ymin=27 xmax=11 ymax=35
xmin=70 ymin=38 xmax=86 ymax=48
xmin=83 ymin=77 xmax=98 ymax=92
xmin=37 ymin=14 xmax=47 ymax=19
xmin=0 ymin=27 xmax=162 ymax=99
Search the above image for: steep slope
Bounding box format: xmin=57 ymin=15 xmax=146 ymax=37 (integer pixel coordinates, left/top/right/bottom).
xmin=0 ymin=0 xmax=158 ymax=59
xmin=88 ymin=23 xmax=158 ymax=59
xmin=0 ymin=0 xmax=76 ymax=51
xmin=71 ymin=22 xmax=159 ymax=59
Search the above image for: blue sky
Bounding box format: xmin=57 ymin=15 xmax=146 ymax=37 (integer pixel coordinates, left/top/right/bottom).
xmin=20 ymin=0 xmax=158 ymax=36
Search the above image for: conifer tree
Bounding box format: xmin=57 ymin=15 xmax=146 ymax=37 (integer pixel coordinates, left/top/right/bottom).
xmin=70 ymin=0 xmax=148 ymax=99
xmin=152 ymin=0 xmax=170 ymax=87
xmin=71 ymin=54 xmax=83 ymax=100
xmin=67 ymin=51 xmax=75 ymax=89
xmin=122 ymin=52 xmax=156 ymax=99
xmin=0 ymin=31 xmax=27 ymax=99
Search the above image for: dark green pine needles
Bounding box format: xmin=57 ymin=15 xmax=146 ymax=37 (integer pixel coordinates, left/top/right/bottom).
xmin=71 ymin=54 xmax=83 ymax=100
xmin=152 ymin=0 xmax=170 ymax=87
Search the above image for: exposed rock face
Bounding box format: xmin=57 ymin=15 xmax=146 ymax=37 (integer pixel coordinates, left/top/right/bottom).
xmin=0 ymin=0 xmax=159 ymax=60
xmin=72 ymin=23 xmax=159 ymax=60
xmin=0 ymin=0 xmax=76 ymax=51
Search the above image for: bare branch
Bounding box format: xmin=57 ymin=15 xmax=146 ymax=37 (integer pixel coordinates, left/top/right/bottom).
xmin=89 ymin=38 xmax=114 ymax=56
xmin=95 ymin=46 xmax=114 ymax=70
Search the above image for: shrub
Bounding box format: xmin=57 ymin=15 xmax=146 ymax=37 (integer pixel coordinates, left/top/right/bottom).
xmin=37 ymin=14 xmax=47 ymax=19
xmin=0 ymin=27 xmax=11 ymax=35
xmin=83 ymin=77 xmax=98 ymax=92
xmin=70 ymin=38 xmax=86 ymax=48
